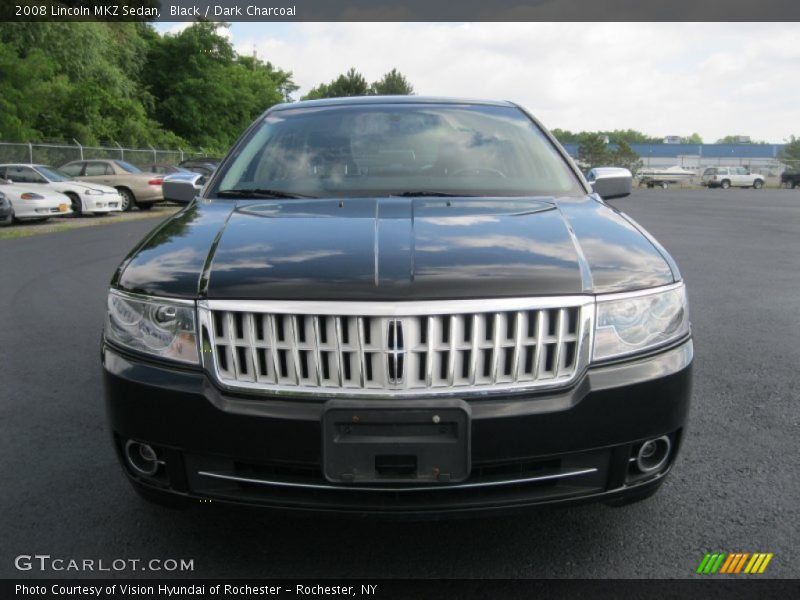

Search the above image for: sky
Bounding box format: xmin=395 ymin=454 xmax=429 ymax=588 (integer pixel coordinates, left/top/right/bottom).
xmin=156 ymin=22 xmax=799 ymax=143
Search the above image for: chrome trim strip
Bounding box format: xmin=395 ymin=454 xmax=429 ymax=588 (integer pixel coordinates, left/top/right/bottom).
xmin=199 ymin=295 xmax=592 ymax=316
xmin=109 ymin=288 xmax=195 ymax=306
xmin=594 ymin=281 xmax=683 ymax=303
xmin=197 ymin=467 xmax=598 ymax=493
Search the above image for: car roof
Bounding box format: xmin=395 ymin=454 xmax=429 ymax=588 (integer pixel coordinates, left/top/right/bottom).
xmin=268 ymin=95 xmax=518 ymax=112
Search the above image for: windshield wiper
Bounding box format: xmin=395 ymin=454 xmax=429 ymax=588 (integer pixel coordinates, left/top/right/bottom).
xmin=389 ymin=191 xmax=475 ymax=197
xmin=216 ymin=188 xmax=317 ymax=199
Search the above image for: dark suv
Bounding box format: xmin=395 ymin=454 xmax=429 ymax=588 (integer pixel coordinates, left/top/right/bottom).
xmin=103 ymin=97 xmax=692 ymax=516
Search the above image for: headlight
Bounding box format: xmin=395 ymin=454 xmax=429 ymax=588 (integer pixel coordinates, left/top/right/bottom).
xmin=593 ymin=283 xmax=689 ymax=362
xmin=105 ymin=290 xmax=199 ymax=364
xmin=84 ymin=189 xmax=103 ymax=195
xmin=20 ymin=192 xmax=44 ymax=200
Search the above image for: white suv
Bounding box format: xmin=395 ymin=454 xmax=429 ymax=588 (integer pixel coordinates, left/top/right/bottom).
xmin=702 ymin=167 xmax=764 ymax=189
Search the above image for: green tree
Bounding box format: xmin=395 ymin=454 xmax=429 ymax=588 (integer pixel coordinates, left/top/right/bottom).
xmin=370 ymin=68 xmax=414 ymax=95
xmin=0 ymin=22 xmax=180 ymax=146
xmin=577 ymin=133 xmax=612 ymax=169
xmin=779 ymin=135 xmax=800 ymax=171
xmin=551 ymin=128 xmax=579 ymax=144
xmin=143 ymin=22 xmax=295 ymax=151
xmin=610 ymin=140 xmax=643 ymax=175
xmin=303 ymin=68 xmax=370 ymax=100
xmin=303 ymin=68 xmax=415 ymax=99
xmin=681 ymin=133 xmax=703 ymax=144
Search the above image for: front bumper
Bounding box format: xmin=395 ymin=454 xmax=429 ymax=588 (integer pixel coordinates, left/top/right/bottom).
xmin=103 ymin=339 xmax=693 ymax=516
xmin=85 ymin=195 xmax=122 ymax=212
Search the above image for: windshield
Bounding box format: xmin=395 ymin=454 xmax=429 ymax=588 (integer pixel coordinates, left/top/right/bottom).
xmin=212 ymin=104 xmax=583 ymax=198
xmin=36 ymin=165 xmax=73 ymax=182
xmin=703 ymin=168 xmax=717 ymax=175
xmin=115 ymin=160 xmax=142 ymax=174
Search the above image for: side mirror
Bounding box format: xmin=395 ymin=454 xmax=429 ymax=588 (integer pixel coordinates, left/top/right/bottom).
xmin=587 ymin=167 xmax=633 ymax=200
xmin=162 ymin=172 xmax=205 ymax=204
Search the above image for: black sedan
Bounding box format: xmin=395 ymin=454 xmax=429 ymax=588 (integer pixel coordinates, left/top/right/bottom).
xmin=102 ymin=97 xmax=692 ymax=517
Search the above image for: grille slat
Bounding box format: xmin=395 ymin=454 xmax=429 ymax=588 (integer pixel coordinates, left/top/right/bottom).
xmin=201 ymin=300 xmax=589 ymax=397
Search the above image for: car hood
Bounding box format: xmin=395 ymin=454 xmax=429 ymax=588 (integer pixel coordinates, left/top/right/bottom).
xmin=60 ymin=181 xmax=118 ymax=194
xmin=0 ymin=182 xmax=69 ymax=200
xmin=114 ymin=196 xmax=677 ymax=299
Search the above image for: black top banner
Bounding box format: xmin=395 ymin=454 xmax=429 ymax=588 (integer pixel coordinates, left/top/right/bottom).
xmin=3 ymin=0 xmax=800 ymax=22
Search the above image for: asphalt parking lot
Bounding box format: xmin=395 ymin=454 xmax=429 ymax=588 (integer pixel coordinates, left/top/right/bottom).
xmin=1 ymin=188 xmax=798 ymax=579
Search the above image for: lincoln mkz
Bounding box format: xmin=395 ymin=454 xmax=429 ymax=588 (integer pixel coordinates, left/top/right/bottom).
xmin=103 ymin=97 xmax=692 ymax=516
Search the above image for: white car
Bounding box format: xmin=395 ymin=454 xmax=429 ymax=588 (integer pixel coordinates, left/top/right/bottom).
xmin=701 ymin=166 xmax=765 ymax=189
xmin=0 ymin=163 xmax=123 ymax=215
xmin=0 ymin=178 xmax=72 ymax=222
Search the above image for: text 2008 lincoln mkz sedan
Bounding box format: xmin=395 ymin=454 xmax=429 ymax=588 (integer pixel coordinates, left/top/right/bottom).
xmin=103 ymin=97 xmax=692 ymax=516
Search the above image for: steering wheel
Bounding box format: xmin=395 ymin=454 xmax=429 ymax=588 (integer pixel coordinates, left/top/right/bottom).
xmin=451 ymin=167 xmax=507 ymax=179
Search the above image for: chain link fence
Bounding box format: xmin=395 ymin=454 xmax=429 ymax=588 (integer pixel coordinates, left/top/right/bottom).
xmin=0 ymin=141 xmax=210 ymax=169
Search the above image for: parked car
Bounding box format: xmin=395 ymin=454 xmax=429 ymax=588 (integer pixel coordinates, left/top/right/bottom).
xmin=0 ymin=177 xmax=71 ymax=222
xmin=0 ymin=188 xmax=14 ymax=226
xmin=780 ymin=168 xmax=800 ymax=189
xmin=177 ymin=158 xmax=221 ymax=176
xmin=701 ymin=166 xmax=764 ymax=189
xmin=59 ymin=159 xmax=163 ymax=211
xmin=103 ymin=97 xmax=692 ymax=516
xmin=0 ymin=163 xmax=123 ymax=216
xmin=144 ymin=164 xmax=192 ymax=176
xmin=162 ymin=171 xmax=206 ymax=204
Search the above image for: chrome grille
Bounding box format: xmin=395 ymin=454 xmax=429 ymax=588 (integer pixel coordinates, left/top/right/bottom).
xmin=198 ymin=298 xmax=593 ymax=398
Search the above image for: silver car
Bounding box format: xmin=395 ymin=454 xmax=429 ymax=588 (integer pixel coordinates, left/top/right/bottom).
xmin=60 ymin=159 xmax=164 ymax=211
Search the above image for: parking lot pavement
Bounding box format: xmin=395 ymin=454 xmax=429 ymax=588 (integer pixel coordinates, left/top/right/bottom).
xmin=1 ymin=189 xmax=798 ymax=579
xmin=0 ymin=205 xmax=180 ymax=240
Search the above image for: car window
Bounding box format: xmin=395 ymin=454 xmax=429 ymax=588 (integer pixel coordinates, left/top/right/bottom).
xmin=35 ymin=166 xmax=73 ymax=182
xmin=60 ymin=163 xmax=84 ymax=176
xmin=703 ymin=168 xmax=717 ymax=176
xmin=85 ymin=162 xmax=110 ymax=176
xmin=6 ymin=166 xmax=47 ymax=183
xmin=214 ymin=104 xmax=583 ymax=198
xmin=115 ymin=160 xmax=142 ymax=174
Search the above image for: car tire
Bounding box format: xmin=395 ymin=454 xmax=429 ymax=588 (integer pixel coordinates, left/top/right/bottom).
xmin=720 ymin=180 xmax=731 ymax=189
xmin=65 ymin=192 xmax=82 ymax=217
xmin=753 ymin=179 xmax=763 ymax=189
xmin=131 ymin=481 xmax=190 ymax=509
xmin=138 ymin=203 xmax=154 ymax=211
xmin=0 ymin=211 xmax=13 ymax=227
xmin=117 ymin=188 xmax=135 ymax=212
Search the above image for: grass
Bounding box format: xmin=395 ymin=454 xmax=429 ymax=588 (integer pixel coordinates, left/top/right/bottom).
xmin=0 ymin=206 xmax=180 ymax=240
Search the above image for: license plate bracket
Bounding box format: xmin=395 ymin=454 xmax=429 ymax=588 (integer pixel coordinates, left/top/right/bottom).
xmin=322 ymin=399 xmax=471 ymax=484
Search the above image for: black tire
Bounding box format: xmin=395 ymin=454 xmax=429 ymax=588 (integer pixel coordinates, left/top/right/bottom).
xmin=720 ymin=179 xmax=731 ymax=189
xmin=753 ymin=179 xmax=763 ymax=190
xmin=131 ymin=481 xmax=190 ymax=510
xmin=65 ymin=192 xmax=82 ymax=217
xmin=138 ymin=202 xmax=154 ymax=211
xmin=0 ymin=212 xmax=13 ymax=227
xmin=117 ymin=188 xmax=135 ymax=212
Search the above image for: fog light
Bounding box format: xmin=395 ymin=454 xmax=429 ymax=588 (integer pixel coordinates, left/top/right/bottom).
xmin=636 ymin=436 xmax=671 ymax=473
xmin=124 ymin=440 xmax=161 ymax=476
